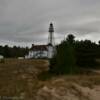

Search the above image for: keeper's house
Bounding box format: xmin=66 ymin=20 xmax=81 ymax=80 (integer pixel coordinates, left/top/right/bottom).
xmin=25 ymin=44 xmax=54 ymax=59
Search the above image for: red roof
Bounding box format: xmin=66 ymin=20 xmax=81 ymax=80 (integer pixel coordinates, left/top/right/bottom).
xmin=31 ymin=44 xmax=48 ymax=51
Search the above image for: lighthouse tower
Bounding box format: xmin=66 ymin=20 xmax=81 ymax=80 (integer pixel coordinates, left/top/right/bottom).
xmin=48 ymin=23 xmax=55 ymax=58
xmin=48 ymin=22 xmax=54 ymax=46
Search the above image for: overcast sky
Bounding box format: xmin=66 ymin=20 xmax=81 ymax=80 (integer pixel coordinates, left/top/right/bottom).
xmin=0 ymin=0 xmax=100 ymax=47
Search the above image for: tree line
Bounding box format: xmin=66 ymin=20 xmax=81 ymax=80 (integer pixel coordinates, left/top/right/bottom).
xmin=49 ymin=34 xmax=100 ymax=74
xmin=0 ymin=45 xmax=29 ymax=58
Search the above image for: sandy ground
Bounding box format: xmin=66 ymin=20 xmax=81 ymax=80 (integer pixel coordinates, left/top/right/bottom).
xmin=36 ymin=76 xmax=100 ymax=100
xmin=0 ymin=59 xmax=100 ymax=100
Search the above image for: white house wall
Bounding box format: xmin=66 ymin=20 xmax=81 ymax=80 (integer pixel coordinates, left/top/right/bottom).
xmin=47 ymin=46 xmax=54 ymax=58
xmin=26 ymin=45 xmax=55 ymax=59
xmin=0 ymin=55 xmax=4 ymax=59
xmin=27 ymin=50 xmax=48 ymax=59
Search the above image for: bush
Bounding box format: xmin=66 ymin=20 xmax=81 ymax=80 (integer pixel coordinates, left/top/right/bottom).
xmin=49 ymin=40 xmax=77 ymax=75
xmin=49 ymin=34 xmax=100 ymax=76
xmin=0 ymin=59 xmax=5 ymax=63
xmin=38 ymin=71 xmax=53 ymax=81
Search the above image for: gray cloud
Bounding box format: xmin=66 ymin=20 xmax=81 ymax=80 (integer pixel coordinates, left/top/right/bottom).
xmin=0 ymin=0 xmax=100 ymax=46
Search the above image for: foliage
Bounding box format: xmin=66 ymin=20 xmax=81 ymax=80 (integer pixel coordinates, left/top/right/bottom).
xmin=0 ymin=59 xmax=5 ymax=63
xmin=49 ymin=34 xmax=77 ymax=74
xmin=74 ymin=40 xmax=100 ymax=68
xmin=0 ymin=45 xmax=29 ymax=58
xmin=38 ymin=71 xmax=53 ymax=81
xmin=49 ymin=34 xmax=100 ymax=75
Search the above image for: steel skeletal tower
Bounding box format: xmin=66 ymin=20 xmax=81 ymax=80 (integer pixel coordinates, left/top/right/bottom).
xmin=48 ymin=23 xmax=54 ymax=46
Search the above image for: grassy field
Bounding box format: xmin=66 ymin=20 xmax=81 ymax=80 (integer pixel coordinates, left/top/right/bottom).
xmin=0 ymin=59 xmax=100 ymax=100
xmin=0 ymin=59 xmax=49 ymax=99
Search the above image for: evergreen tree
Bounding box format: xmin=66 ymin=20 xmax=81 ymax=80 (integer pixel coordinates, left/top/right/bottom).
xmin=49 ymin=34 xmax=77 ymax=74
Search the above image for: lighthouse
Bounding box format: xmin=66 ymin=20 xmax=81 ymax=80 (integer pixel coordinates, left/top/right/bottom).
xmin=48 ymin=22 xmax=55 ymax=46
xmin=25 ymin=22 xmax=55 ymax=59
xmin=48 ymin=22 xmax=55 ymax=58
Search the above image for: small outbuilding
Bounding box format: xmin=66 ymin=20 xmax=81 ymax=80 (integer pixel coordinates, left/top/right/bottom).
xmin=0 ymin=55 xmax=4 ymax=59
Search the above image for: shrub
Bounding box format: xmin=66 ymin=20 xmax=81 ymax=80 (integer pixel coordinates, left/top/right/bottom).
xmin=49 ymin=39 xmax=77 ymax=74
xmin=0 ymin=59 xmax=5 ymax=63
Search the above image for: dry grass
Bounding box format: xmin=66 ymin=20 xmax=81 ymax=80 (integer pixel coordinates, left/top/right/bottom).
xmin=0 ymin=59 xmax=49 ymax=99
xmin=0 ymin=59 xmax=100 ymax=100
